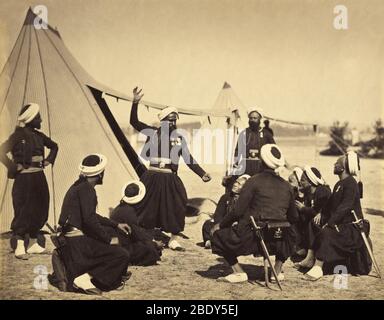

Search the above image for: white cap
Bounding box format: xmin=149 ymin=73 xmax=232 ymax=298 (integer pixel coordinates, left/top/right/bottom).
xmin=18 ymin=103 xmax=40 ymax=127
xmin=121 ymin=181 xmax=146 ymax=204
xmin=303 ymin=165 xmax=325 ymax=186
xmin=260 ymin=144 xmax=285 ymax=169
xmin=79 ymin=154 xmax=108 ymax=177
xmin=158 ymin=106 xmax=179 ymax=121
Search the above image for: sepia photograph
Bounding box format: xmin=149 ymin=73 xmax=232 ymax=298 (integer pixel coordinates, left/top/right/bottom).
xmin=0 ymin=0 xmax=383 ymax=304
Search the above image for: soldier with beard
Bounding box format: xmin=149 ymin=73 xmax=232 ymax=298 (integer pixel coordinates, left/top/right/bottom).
xmin=0 ymin=103 xmax=58 ymax=259
xmin=129 ymin=87 xmax=211 ymax=251
xmin=57 ymin=154 xmax=131 ymax=295
xmin=223 ymin=108 xmax=275 ymax=190
xmin=303 ymin=151 xmax=371 ymax=281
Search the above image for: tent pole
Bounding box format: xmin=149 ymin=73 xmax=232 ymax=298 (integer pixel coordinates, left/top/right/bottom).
xmin=229 ymin=110 xmax=239 ymax=173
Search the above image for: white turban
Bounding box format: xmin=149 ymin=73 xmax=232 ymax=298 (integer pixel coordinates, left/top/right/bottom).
xmin=346 ymin=151 xmax=360 ymax=176
xmin=121 ymin=181 xmax=146 ymax=204
xmin=293 ymin=167 xmax=304 ymax=182
xmin=260 ymin=144 xmax=285 ymax=169
xmin=17 ymin=103 xmax=40 ymax=127
xmin=247 ymin=107 xmax=263 ymax=118
xmin=158 ymin=106 xmax=179 ymax=121
xmin=303 ymin=165 xmax=325 ymax=186
xmin=79 ymin=153 xmax=108 ymax=177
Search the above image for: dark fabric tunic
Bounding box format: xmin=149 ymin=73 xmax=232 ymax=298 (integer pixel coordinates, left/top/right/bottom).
xmin=297 ymin=185 xmax=332 ymax=249
xmin=109 ymin=203 xmax=161 ymax=266
xmin=0 ymin=126 xmax=58 ymax=237
xmin=211 ymin=170 xmax=299 ymax=265
xmin=313 ymin=176 xmax=372 ymax=275
xmin=232 ymin=127 xmax=275 ymax=176
xmin=130 ymin=102 xmax=206 ymax=234
xmin=0 ymin=126 xmax=58 ymax=177
xmin=58 ymin=179 xmax=130 ymax=291
xmin=202 ymin=193 xmax=238 ymax=243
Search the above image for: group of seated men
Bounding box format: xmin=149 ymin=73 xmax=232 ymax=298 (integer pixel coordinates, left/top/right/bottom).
xmin=50 ymin=154 xmax=163 ymax=295
xmin=50 ymin=145 xmax=372 ymax=295
xmin=202 ymin=144 xmax=372 ymax=283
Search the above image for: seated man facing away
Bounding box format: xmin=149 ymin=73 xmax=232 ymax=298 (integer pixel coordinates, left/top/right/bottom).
xmin=108 ymin=181 xmax=162 ymax=266
xmin=211 ymin=144 xmax=299 ymax=283
xmin=303 ymin=151 xmax=372 ymax=281
xmin=294 ymin=166 xmax=331 ymax=268
xmin=56 ymin=154 xmax=131 ymax=295
xmin=202 ymin=174 xmax=250 ymax=249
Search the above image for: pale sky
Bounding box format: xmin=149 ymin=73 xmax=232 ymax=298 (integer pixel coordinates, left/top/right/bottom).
xmin=0 ymin=0 xmax=383 ymax=128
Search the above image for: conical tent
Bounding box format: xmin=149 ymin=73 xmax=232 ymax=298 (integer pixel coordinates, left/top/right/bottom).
xmin=0 ymin=9 xmax=144 ymax=232
xmin=197 ymin=82 xmax=248 ymax=174
xmin=211 ymin=82 xmax=248 ymax=127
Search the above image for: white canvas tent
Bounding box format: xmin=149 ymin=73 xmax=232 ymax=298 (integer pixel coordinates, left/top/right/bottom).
xmin=0 ymin=8 xmax=318 ymax=232
xmin=0 ymin=8 xmax=145 ymax=232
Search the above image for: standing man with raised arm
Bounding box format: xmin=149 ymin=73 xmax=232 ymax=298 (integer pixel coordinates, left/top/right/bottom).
xmin=130 ymin=87 xmax=211 ymax=251
xmin=0 ymin=103 xmax=58 ymax=259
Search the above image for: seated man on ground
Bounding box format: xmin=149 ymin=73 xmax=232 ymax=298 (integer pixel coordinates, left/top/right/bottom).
xmin=54 ymin=154 xmax=131 ymax=295
xmin=211 ymin=144 xmax=299 ymax=283
xmin=294 ymin=166 xmax=331 ymax=268
xmin=287 ymin=167 xmax=305 ymax=255
xmin=108 ymin=181 xmax=162 ymax=266
xmin=202 ymin=174 xmax=250 ymax=249
xmin=303 ymin=151 xmax=372 ymax=281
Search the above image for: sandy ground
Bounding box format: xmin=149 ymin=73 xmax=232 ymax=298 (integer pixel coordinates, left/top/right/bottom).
xmin=0 ymin=137 xmax=383 ymax=300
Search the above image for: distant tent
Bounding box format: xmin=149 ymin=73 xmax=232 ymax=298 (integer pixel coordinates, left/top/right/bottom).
xmin=206 ymin=82 xmax=248 ymax=129
xmin=0 ymin=8 xmax=145 ymax=232
xmin=197 ymin=82 xmax=247 ymax=174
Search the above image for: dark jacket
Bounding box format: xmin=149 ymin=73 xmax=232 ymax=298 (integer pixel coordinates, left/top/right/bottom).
xmin=220 ymin=169 xmax=298 ymax=228
xmin=0 ymin=126 xmax=58 ymax=177
xmin=110 ymin=203 xmax=153 ymax=242
xmin=299 ymin=184 xmax=332 ymax=219
xmin=130 ymin=102 xmax=205 ymax=177
xmin=212 ymin=193 xmax=239 ymax=224
xmin=233 ymin=127 xmax=275 ymax=176
xmin=326 ymin=175 xmax=363 ymax=226
xmin=59 ymin=179 xmax=117 ymax=244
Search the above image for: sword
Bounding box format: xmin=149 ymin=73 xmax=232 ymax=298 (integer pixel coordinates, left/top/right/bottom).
xmin=250 ymin=216 xmax=283 ymax=290
xmin=351 ymin=210 xmax=381 ymax=279
xmin=45 ymin=222 xmax=56 ymax=233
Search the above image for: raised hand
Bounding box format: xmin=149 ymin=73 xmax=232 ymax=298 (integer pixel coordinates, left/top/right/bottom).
xmin=202 ymin=173 xmax=212 ymax=182
xmin=133 ymin=87 xmax=144 ymax=103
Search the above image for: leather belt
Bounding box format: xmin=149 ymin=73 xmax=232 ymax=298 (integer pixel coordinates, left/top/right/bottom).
xmin=63 ymin=226 xmax=84 ymax=237
xmin=150 ymin=157 xmax=172 ymax=164
xmin=148 ymin=166 xmax=173 ymax=174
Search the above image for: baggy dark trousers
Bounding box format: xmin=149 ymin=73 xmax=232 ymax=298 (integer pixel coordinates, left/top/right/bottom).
xmin=137 ymin=170 xmax=188 ymax=234
xmin=63 ymin=235 xmax=130 ymax=291
xmin=212 ymin=221 xmax=295 ymax=266
xmin=11 ymin=171 xmax=49 ymax=238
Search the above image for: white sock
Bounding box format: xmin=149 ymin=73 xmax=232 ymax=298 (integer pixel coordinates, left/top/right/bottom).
xmin=27 ymin=238 xmax=45 ymax=254
xmin=74 ymin=273 xmax=95 ymax=290
xmin=15 ymin=240 xmax=26 ymax=256
xmin=306 ymin=265 xmax=323 ymax=279
xmin=169 ymin=235 xmax=183 ymax=249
